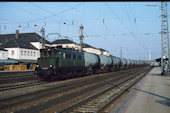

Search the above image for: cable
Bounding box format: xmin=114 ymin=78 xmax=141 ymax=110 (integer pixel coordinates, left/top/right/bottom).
xmin=1 ymin=3 xmax=43 ymax=17
xmin=27 ymin=2 xmax=83 ymax=24
xmin=105 ymin=2 xmax=148 ymax=57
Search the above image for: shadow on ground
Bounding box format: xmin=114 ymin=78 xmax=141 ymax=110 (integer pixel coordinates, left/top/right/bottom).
xmin=134 ymin=88 xmax=170 ymax=107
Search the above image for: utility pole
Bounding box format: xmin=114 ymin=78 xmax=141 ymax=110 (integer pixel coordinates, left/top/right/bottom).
xmin=149 ymin=48 xmax=151 ymax=61
xmin=40 ymin=27 xmax=45 ymax=49
xmin=79 ymin=24 xmax=84 ymax=51
xmin=161 ymin=1 xmax=170 ymax=75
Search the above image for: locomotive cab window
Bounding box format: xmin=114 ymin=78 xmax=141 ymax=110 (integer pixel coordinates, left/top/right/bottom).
xmin=73 ymin=54 xmax=76 ymax=59
xmin=78 ymin=55 xmax=82 ymax=59
xmin=41 ymin=51 xmax=49 ymax=57
xmin=41 ymin=52 xmax=44 ymax=57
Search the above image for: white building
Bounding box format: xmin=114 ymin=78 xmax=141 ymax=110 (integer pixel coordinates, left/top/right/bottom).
xmin=0 ymin=30 xmax=52 ymax=62
xmin=50 ymin=39 xmax=110 ymax=56
xmin=82 ymin=43 xmax=102 ymax=55
xmin=0 ymin=38 xmax=39 ymax=61
xmin=98 ymin=48 xmax=110 ymax=56
xmin=51 ymin=39 xmax=81 ymax=50
xmin=0 ymin=30 xmax=52 ymax=50
xmin=0 ymin=48 xmax=8 ymax=59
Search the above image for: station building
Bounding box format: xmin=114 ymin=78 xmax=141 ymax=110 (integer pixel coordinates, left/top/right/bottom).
xmin=0 ymin=30 xmax=51 ymax=61
xmin=51 ymin=39 xmax=81 ymax=50
xmin=0 ymin=48 xmax=8 ymax=60
xmin=0 ymin=38 xmax=39 ymax=61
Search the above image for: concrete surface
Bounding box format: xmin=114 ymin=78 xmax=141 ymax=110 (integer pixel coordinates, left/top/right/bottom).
xmin=109 ymin=67 xmax=170 ymax=113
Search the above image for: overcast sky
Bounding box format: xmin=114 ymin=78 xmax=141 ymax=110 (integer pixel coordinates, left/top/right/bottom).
xmin=0 ymin=2 xmax=169 ymax=60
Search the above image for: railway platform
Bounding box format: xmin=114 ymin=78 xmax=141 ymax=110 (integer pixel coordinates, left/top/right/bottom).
xmin=109 ymin=67 xmax=170 ymax=113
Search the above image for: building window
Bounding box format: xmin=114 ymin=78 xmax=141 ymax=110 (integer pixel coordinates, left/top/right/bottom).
xmin=21 ymin=50 xmax=23 ymax=56
xmin=3 ymin=53 xmax=5 ymax=58
xmin=25 ymin=51 xmax=26 ymax=56
xmin=78 ymin=55 xmax=82 ymax=59
xmin=11 ymin=50 xmax=14 ymax=56
xmin=34 ymin=52 xmax=36 ymax=56
xmin=37 ymin=52 xmax=39 ymax=57
xmin=28 ymin=51 xmax=29 ymax=56
xmin=31 ymin=51 xmax=32 ymax=56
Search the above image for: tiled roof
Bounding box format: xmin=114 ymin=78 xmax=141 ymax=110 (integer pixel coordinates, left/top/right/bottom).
xmin=82 ymin=43 xmax=96 ymax=49
xmin=0 ymin=38 xmax=38 ymax=50
xmin=0 ymin=32 xmax=51 ymax=44
xmin=0 ymin=48 xmax=7 ymax=51
xmin=98 ymin=48 xmax=107 ymax=52
xmin=52 ymin=39 xmax=77 ymax=44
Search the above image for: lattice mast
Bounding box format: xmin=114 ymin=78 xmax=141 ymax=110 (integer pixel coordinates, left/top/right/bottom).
xmin=161 ymin=1 xmax=170 ymax=75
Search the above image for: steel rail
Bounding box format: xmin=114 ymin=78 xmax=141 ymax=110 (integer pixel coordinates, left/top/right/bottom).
xmin=0 ymin=67 xmax=147 ymax=110
xmin=94 ymin=70 xmax=150 ymax=113
xmin=56 ymin=68 xmax=151 ymax=113
xmin=0 ymin=81 xmax=46 ymax=91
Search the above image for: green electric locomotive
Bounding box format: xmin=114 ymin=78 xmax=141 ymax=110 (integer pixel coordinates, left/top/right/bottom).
xmin=36 ymin=47 xmax=85 ymax=80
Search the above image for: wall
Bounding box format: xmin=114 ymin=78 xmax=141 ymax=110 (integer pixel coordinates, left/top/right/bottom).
xmin=19 ymin=48 xmax=40 ymax=60
xmin=31 ymin=42 xmax=52 ymax=50
xmin=31 ymin=42 xmax=41 ymax=50
xmin=83 ymin=48 xmax=101 ymax=55
xmin=5 ymin=48 xmax=18 ymax=59
xmin=0 ymin=50 xmax=8 ymax=59
xmin=103 ymin=51 xmax=110 ymax=56
xmin=51 ymin=43 xmax=81 ymax=50
xmin=5 ymin=48 xmax=40 ymax=60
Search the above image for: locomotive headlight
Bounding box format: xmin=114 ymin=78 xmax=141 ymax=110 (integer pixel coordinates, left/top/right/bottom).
xmin=36 ymin=65 xmax=39 ymax=67
xmin=50 ymin=64 xmax=53 ymax=67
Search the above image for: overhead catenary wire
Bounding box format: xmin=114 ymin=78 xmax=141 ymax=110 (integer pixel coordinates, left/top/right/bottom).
xmin=29 ymin=2 xmax=121 ymax=53
xmin=123 ymin=3 xmax=149 ymax=49
xmin=27 ymin=2 xmax=83 ymax=24
xmin=105 ymin=2 xmax=148 ymax=57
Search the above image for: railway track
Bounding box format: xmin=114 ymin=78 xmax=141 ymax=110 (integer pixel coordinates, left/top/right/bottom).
xmin=0 ymin=71 xmax=34 ymax=78
xmin=0 ymin=72 xmax=39 ymax=84
xmin=0 ymin=80 xmax=47 ymax=91
xmin=0 ymin=67 xmax=151 ymax=113
xmin=56 ymin=68 xmax=151 ymax=113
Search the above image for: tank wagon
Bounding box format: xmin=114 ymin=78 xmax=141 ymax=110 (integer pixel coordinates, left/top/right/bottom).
xmin=36 ymin=47 xmax=148 ymax=80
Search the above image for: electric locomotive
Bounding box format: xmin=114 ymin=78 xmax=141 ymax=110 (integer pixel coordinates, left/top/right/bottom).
xmin=36 ymin=47 xmax=85 ymax=79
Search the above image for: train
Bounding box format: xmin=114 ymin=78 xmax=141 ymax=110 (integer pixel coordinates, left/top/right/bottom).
xmin=35 ymin=47 xmax=149 ymax=80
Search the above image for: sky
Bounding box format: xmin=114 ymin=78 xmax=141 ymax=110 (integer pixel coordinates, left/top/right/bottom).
xmin=0 ymin=1 xmax=169 ymax=60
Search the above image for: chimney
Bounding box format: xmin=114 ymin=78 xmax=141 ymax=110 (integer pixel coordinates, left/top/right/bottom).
xmin=16 ymin=30 xmax=19 ymax=39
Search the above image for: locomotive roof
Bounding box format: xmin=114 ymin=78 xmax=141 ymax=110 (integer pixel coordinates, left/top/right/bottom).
xmin=0 ymin=38 xmax=38 ymax=50
xmin=0 ymin=32 xmax=51 ymax=44
xmin=82 ymin=43 xmax=96 ymax=49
